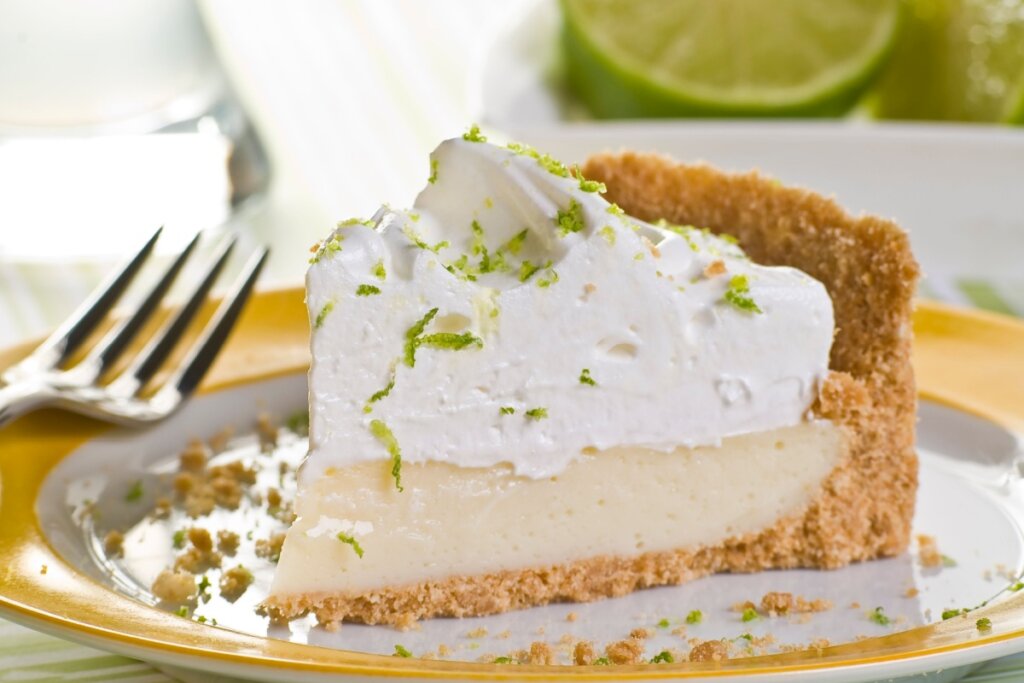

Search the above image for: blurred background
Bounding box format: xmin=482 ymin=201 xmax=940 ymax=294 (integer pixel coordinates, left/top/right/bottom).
xmin=0 ymin=1 xmax=1023 ymax=681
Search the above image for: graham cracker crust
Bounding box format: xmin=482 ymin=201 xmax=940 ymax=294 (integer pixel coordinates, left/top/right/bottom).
xmin=268 ymin=153 xmax=920 ymax=626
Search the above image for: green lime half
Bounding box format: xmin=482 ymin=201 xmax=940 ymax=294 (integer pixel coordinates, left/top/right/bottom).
xmin=872 ymin=0 xmax=1024 ymax=123
xmin=561 ymin=0 xmax=902 ymax=118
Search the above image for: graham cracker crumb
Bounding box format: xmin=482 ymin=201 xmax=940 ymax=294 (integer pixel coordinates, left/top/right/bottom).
xmin=255 ymin=533 xmax=286 ymax=563
xmin=703 ymin=259 xmax=726 ymax=278
xmin=917 ymin=534 xmax=943 ymax=568
xmin=905 ymin=587 xmax=920 ymax=598
xmin=103 ymin=530 xmax=124 ymax=558
xmin=688 ymin=639 xmax=728 ymax=662
xmin=394 ymin=612 xmax=419 ymax=632
xmin=211 ymin=476 xmax=243 ymax=510
xmin=257 ymin=413 xmax=278 ymax=451
xmin=497 ymin=630 xmax=511 ymax=639
xmin=173 ymin=545 xmax=222 ymax=574
xmin=641 ymin=235 xmax=661 ymax=258
xmin=266 ymin=487 xmax=283 ymax=509
xmin=566 ymin=611 xmax=578 ymax=622
xmin=760 ymin=593 xmax=833 ymax=616
xmin=629 ymin=627 xmax=650 ymax=640
xmin=208 ymin=426 xmax=234 ymax=453
xmin=173 ymin=472 xmax=197 ymax=496
xmin=528 ymin=641 xmax=554 ymax=665
xmin=187 ymin=527 xmax=213 ymax=553
xmin=179 ymin=440 xmax=208 ymax=472
xmin=40 ymin=564 xmax=47 ymax=575
xmin=465 ymin=627 xmax=488 ymax=639
xmin=219 ymin=565 xmax=254 ymax=602
xmin=761 ymin=592 xmax=794 ymax=615
xmin=606 ymin=638 xmax=644 ymax=665
xmin=437 ymin=644 xmax=452 ymax=657
xmin=152 ymin=569 xmax=196 ymax=604
xmin=217 ymin=530 xmax=240 ymax=556
xmin=573 ymin=641 xmax=594 ymax=665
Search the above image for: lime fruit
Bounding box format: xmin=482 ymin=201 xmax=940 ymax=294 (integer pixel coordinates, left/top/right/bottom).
xmin=561 ymin=0 xmax=902 ymax=118
xmin=872 ymin=0 xmax=1024 ymax=123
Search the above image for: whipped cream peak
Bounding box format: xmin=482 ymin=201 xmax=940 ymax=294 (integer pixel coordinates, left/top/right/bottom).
xmin=303 ymin=137 xmax=834 ymax=483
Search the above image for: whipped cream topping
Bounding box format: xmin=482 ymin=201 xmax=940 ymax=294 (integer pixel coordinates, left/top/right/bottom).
xmin=302 ymin=136 xmax=834 ymax=483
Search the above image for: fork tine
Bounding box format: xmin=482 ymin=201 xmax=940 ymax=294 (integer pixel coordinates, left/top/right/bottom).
xmin=76 ymin=231 xmax=202 ymax=381
xmin=113 ymin=236 xmax=238 ymax=393
xmin=159 ymin=247 xmax=269 ymax=400
xmin=25 ymin=227 xmax=162 ymax=370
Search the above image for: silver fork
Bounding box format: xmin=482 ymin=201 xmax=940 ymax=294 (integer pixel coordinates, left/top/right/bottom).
xmin=0 ymin=228 xmax=269 ymax=428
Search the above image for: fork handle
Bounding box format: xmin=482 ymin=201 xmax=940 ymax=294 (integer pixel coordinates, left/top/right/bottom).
xmin=0 ymin=380 xmax=58 ymax=429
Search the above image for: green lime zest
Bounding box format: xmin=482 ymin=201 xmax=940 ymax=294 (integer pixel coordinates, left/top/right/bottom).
xmin=428 ymin=158 xmax=438 ymax=184
xmin=500 ymin=406 xmax=515 ymax=415
xmin=393 ymin=644 xmax=413 ymax=657
xmin=125 ymin=480 xmax=144 ymax=502
xmin=724 ymin=274 xmax=762 ymax=313
xmin=462 ymin=124 xmax=487 ymax=143
xmin=494 ymin=656 xmax=516 ymax=664
xmin=175 ymin=606 xmax=189 ymax=618
xmin=356 ymin=284 xmax=381 ymax=296
xmin=573 ymin=165 xmax=607 ymax=193
xmin=370 ymin=419 xmax=403 ymax=492
xmin=309 ymin=235 xmax=344 ymax=264
xmin=650 ymin=651 xmax=674 ymax=664
xmin=500 ymin=229 xmax=529 ymax=256
xmin=338 ymin=217 xmax=375 ymax=227
xmin=337 ymin=532 xmax=364 ymax=558
xmin=367 ymin=375 xmax=396 ymax=406
xmin=685 ymin=610 xmax=702 ymax=624
xmin=741 ymin=607 xmax=759 ymax=622
xmin=593 ymin=657 xmax=610 ymax=665
xmin=556 ymin=199 xmax=586 ymax=237
xmin=314 ymin=301 xmax=335 ymax=328
xmin=656 ymin=618 xmax=670 ymax=629
xmin=537 ymin=267 xmax=559 ymax=288
xmin=286 ymin=410 xmax=309 ymax=435
xmin=418 ymin=332 xmax=483 ymax=352
xmin=404 ymin=308 xmax=439 ymax=367
xmin=525 ymin=407 xmax=548 ymax=420
xmin=519 ymin=260 xmax=544 ymax=282
xmin=172 ymin=529 xmax=186 ymax=549
xmin=599 ymin=225 xmax=616 ymax=245
xmin=471 ymin=220 xmax=486 ymax=254
xmin=977 ymin=617 xmax=992 ymax=631
xmin=942 ymin=608 xmax=967 ymax=621
xmin=402 ymin=225 xmax=449 ymax=253
xmin=579 ymin=368 xmax=597 ymax=386
xmin=372 ymin=259 xmax=386 ymax=280
xmin=870 ymin=606 xmax=891 ymax=625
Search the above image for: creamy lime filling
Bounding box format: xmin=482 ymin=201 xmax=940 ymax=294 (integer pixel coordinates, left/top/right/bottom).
xmin=271 ymin=422 xmax=843 ymax=596
xmin=303 ymin=135 xmax=834 ymax=483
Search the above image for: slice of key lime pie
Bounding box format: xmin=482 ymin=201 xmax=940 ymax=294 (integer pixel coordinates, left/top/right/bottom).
xmin=266 ymin=129 xmax=919 ymax=626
